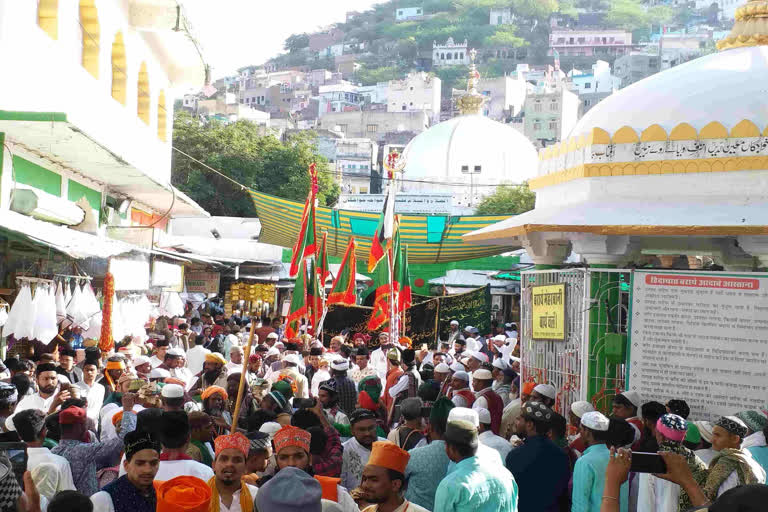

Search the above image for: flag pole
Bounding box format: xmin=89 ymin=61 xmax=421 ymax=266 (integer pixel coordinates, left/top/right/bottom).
xmin=231 ymin=320 xmax=257 ymax=432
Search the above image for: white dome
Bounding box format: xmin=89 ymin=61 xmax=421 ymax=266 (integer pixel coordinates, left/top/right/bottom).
xmin=400 ymin=114 xmax=538 ymax=202
xmin=570 ymin=46 xmax=768 ymax=138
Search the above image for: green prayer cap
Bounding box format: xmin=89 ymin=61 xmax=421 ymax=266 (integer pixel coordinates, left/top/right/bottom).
xmin=685 ymin=423 xmax=701 ymax=444
xmin=272 ymin=380 xmax=294 ymax=400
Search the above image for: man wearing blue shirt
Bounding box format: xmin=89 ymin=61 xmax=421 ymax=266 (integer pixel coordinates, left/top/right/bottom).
xmin=405 ymin=397 xmax=454 ymax=511
xmin=505 ymin=401 xmax=570 ymax=512
xmin=571 ymin=411 xmax=629 ymax=512
xmin=434 ymin=418 xmax=518 ymax=511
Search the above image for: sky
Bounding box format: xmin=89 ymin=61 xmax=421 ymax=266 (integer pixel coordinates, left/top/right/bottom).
xmin=183 ymin=0 xmax=382 ymax=79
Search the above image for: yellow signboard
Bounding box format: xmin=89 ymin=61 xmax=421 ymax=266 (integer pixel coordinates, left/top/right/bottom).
xmin=531 ymin=283 xmax=566 ymax=341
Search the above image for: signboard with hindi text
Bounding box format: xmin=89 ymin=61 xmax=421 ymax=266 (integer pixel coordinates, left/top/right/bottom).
xmin=531 ymin=283 xmax=566 ymax=340
xmin=628 ymin=270 xmax=768 ymax=421
xmin=185 ymin=272 xmax=220 ymax=294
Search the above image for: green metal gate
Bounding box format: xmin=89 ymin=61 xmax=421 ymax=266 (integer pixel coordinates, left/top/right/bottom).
xmin=520 ymin=269 xmax=631 ymax=415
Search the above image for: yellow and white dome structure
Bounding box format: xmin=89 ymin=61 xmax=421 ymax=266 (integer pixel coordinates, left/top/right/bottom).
xmin=400 ymin=50 xmax=538 ymax=209
xmin=464 ymin=0 xmax=768 ymax=269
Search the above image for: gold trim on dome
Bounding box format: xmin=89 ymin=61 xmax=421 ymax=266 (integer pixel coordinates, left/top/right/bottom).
xmin=463 ymin=223 xmax=768 ymax=242
xmin=529 ymin=155 xmax=768 ymax=190
xmin=542 ymin=119 xmax=768 ymax=161
xmin=717 ymin=0 xmax=768 ymax=50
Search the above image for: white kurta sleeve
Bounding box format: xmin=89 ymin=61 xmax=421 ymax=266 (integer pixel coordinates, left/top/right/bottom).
xmin=388 ymin=375 xmax=409 ymax=398
xmin=90 ymin=491 xmax=115 ymax=512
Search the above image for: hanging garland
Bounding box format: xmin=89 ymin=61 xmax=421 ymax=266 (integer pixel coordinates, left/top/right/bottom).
xmin=99 ymin=272 xmax=114 ymax=352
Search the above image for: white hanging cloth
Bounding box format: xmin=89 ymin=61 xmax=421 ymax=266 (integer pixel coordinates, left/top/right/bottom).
xmin=159 ymin=291 xmax=185 ymax=318
xmin=64 ymin=282 xmax=88 ymax=330
xmin=81 ymin=282 xmax=103 ymax=339
xmin=33 ymin=284 xmax=58 ymax=344
xmin=5 ymin=283 xmax=33 ymax=338
xmin=63 ymin=280 xmax=72 ymax=307
xmin=55 ymin=281 xmax=66 ymax=324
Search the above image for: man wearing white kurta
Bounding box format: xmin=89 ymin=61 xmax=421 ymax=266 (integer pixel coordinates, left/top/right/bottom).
xmin=12 ymin=409 xmax=75 ymax=502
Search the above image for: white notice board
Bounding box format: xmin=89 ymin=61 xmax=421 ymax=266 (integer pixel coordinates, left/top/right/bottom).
xmin=629 ymin=270 xmax=768 ymax=421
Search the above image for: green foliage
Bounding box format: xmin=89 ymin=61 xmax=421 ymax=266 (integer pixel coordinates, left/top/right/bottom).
xmin=511 ymin=0 xmax=559 ymax=20
xmin=474 ymin=183 xmax=536 ymax=216
xmin=433 ymin=66 xmax=469 ymax=97
xmin=604 ymin=0 xmax=649 ymax=30
xmin=171 ymin=111 xmax=339 ymax=217
xmin=485 ymin=25 xmax=527 ymax=48
xmin=284 ymin=33 xmax=310 ymax=53
xmin=354 ymin=65 xmax=404 ymax=85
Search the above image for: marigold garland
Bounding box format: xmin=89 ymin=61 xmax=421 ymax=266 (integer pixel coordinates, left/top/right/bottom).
xmin=99 ymin=272 xmax=114 ymax=352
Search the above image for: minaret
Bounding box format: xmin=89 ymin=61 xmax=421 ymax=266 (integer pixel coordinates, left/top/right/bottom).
xmin=456 ymin=48 xmax=487 ymax=116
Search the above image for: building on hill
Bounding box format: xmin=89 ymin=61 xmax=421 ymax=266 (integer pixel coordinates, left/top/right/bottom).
xmin=396 ymin=6 xmax=424 ymax=21
xmin=433 ymin=38 xmax=470 ymax=67
xmin=317 ymin=82 xmax=363 ymax=116
xmin=317 ymin=111 xmax=429 ymax=142
xmin=309 ymin=28 xmax=345 ymax=53
xmin=612 ymin=34 xmax=710 ymax=88
xmin=357 ymin=82 xmax=389 ymax=107
xmin=450 ymin=75 xmax=526 ymax=121
xmin=336 ymin=138 xmax=379 ymax=194
xmin=696 ymin=0 xmax=740 ymax=19
xmin=490 ymin=7 xmax=513 ymax=25
xmin=387 ymin=73 xmax=442 ymax=123
xmin=567 ymin=60 xmax=621 ymax=114
xmin=400 ymin=51 xmax=538 ymax=211
xmin=522 ymin=85 xmax=580 ymax=148
xmin=549 ymin=29 xmax=635 ymax=59
xmin=335 ymin=54 xmax=360 ymax=79
xmin=613 ymin=52 xmax=660 ymax=86
xmin=196 ymin=93 xmax=271 ymax=127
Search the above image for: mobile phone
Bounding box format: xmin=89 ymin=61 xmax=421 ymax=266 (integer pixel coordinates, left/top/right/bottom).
xmin=0 ymin=442 xmax=27 ymax=490
xmin=294 ymin=398 xmax=316 ymax=409
xmin=630 ymin=452 xmax=667 ymax=473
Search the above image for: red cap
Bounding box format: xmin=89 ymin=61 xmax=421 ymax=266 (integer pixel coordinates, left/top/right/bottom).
xmin=59 ymin=406 xmax=87 ymax=425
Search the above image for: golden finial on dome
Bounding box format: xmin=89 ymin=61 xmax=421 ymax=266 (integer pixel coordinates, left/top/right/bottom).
xmin=456 ymin=49 xmax=486 ymax=116
xmin=716 ymin=0 xmax=768 ymax=51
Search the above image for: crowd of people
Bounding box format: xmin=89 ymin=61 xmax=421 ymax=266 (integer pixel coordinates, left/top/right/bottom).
xmin=0 ymin=310 xmax=766 ymax=512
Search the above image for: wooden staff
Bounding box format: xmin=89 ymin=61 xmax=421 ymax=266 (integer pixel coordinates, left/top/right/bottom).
xmin=231 ymin=318 xmax=258 ymax=432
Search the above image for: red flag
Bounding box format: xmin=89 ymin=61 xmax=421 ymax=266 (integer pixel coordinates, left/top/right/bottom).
xmin=397 ymin=244 xmax=412 ymax=312
xmin=317 ymin=231 xmax=330 ymax=285
xmin=367 ymin=184 xmax=395 ymax=272
xmin=367 ymin=254 xmax=391 ymax=331
xmin=328 ymin=238 xmax=357 ymax=306
xmin=285 ymin=260 xmax=308 ymax=338
xmin=288 ymin=164 xmax=318 ymax=277
xmin=308 ymin=257 xmax=322 ymax=334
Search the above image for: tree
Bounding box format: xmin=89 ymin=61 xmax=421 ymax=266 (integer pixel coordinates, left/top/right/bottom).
xmin=171 ymin=111 xmax=339 ymax=217
xmin=604 ymin=0 xmax=648 ymax=30
xmin=284 ymin=33 xmax=310 ymax=53
xmin=474 ymin=183 xmax=536 ymax=215
xmin=511 ymin=0 xmax=559 ymax=20
xmin=433 ymin=66 xmax=470 ymax=98
xmin=485 ymin=25 xmax=527 ymax=57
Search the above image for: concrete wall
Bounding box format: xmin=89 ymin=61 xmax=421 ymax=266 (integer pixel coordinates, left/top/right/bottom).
xmin=0 ymin=0 xmax=181 ymax=185
xmin=317 ymin=111 xmax=429 ymax=141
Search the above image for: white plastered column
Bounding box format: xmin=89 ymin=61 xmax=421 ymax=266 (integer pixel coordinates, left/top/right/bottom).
xmin=569 ymin=234 xmax=639 ymax=267
xmin=737 ymin=236 xmax=768 ymax=269
xmin=520 ymin=232 xmax=572 ymax=267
